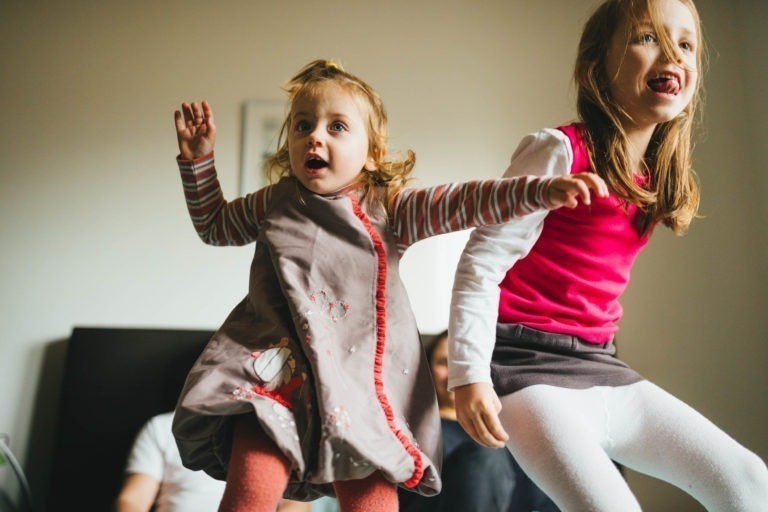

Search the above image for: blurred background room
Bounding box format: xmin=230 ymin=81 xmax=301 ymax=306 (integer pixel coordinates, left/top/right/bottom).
xmin=1 ymin=1 xmax=765 ymax=510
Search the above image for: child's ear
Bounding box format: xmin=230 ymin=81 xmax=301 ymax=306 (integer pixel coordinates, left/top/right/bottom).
xmin=364 ymin=154 xmax=377 ymax=171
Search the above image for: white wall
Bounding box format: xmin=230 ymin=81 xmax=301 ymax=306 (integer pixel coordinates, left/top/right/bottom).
xmin=0 ymin=1 xmax=764 ymax=510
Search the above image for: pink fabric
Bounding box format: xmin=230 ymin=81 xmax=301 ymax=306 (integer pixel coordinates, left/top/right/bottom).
xmin=218 ymin=417 xmax=290 ymax=512
xmin=497 ymin=124 xmax=650 ymax=343
xmin=333 ymin=472 xmax=399 ymax=512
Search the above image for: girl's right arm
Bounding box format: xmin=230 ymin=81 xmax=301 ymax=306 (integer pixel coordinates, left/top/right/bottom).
xmin=448 ymin=128 xmax=582 ymax=447
xmin=177 ymin=155 xmax=269 ymax=246
xmin=174 ymin=101 xmax=269 ymax=245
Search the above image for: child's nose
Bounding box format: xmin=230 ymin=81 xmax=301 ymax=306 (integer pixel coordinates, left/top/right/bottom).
xmin=662 ymin=49 xmax=683 ymax=65
xmin=307 ymin=130 xmax=323 ymax=147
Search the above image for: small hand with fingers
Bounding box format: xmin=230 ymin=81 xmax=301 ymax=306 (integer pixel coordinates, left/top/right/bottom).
xmin=547 ymin=172 xmax=609 ymax=209
xmin=174 ymin=101 xmax=216 ymax=160
xmin=454 ymin=382 xmax=509 ymax=448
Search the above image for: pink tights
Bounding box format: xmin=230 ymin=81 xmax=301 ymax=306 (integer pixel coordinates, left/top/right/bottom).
xmin=218 ymin=416 xmax=398 ymax=512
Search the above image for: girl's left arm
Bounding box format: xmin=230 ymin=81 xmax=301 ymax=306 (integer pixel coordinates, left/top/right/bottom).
xmin=389 ymin=176 xmax=555 ymax=253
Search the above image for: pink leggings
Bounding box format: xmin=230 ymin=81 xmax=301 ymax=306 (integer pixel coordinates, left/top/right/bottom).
xmin=218 ymin=416 xmax=398 ymax=512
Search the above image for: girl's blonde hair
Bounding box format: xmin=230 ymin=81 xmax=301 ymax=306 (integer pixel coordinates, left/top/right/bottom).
xmin=575 ymin=0 xmax=706 ymax=234
xmin=265 ymin=59 xmax=415 ymax=204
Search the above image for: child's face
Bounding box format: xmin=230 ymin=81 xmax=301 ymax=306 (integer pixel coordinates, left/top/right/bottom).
xmin=604 ymin=0 xmax=698 ymax=130
xmin=429 ymin=336 xmax=454 ymax=410
xmin=287 ymin=81 xmax=376 ymax=195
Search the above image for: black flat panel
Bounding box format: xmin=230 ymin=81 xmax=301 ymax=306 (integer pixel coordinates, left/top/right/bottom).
xmin=46 ymin=327 xmax=213 ymax=512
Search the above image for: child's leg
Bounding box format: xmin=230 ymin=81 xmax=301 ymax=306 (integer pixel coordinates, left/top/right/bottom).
xmin=499 ymin=385 xmax=642 ymax=511
xmin=218 ymin=415 xmax=291 ymax=512
xmin=332 ymin=471 xmax=398 ymax=512
xmin=606 ymin=381 xmax=768 ymax=512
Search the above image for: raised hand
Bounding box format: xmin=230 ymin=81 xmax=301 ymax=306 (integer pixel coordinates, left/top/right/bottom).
xmin=454 ymin=382 xmax=509 ymax=448
xmin=174 ymin=101 xmax=216 ymax=160
xmin=547 ymin=172 xmax=609 ymax=209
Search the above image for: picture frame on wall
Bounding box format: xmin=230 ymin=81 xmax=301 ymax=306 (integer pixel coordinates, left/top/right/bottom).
xmin=239 ymin=99 xmax=285 ymax=195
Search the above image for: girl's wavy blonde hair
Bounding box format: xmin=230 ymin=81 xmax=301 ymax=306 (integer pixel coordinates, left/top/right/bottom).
xmin=265 ymin=59 xmax=415 ymax=204
xmin=575 ymin=0 xmax=706 ymax=234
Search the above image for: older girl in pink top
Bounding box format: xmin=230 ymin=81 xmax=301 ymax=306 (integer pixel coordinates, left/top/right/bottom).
xmin=448 ymin=0 xmax=768 ymax=510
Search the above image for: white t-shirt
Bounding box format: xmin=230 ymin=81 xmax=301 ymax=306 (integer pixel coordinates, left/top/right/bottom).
xmin=126 ymin=412 xmax=226 ymax=512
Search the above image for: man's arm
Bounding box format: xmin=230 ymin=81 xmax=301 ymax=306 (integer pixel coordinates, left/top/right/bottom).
xmin=114 ymin=473 xmax=160 ymax=512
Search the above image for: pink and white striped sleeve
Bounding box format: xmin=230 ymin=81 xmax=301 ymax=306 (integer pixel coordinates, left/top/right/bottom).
xmin=177 ymin=152 xmax=271 ymax=246
xmin=389 ymin=176 xmax=555 ymax=254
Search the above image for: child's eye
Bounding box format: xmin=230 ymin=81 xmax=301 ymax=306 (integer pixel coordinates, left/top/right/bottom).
xmin=294 ymin=120 xmax=311 ymax=132
xmin=638 ymin=32 xmax=657 ymax=44
xmin=330 ymin=121 xmax=347 ymax=132
xmin=679 ymin=40 xmax=695 ymax=53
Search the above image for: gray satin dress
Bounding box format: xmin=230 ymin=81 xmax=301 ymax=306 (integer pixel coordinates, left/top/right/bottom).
xmin=173 ymin=179 xmax=442 ymax=500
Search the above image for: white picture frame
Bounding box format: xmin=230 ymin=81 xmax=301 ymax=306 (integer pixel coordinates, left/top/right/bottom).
xmin=239 ymin=99 xmax=286 ymax=195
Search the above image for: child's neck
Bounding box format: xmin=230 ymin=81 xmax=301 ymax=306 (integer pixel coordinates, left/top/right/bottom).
xmin=624 ymin=124 xmax=655 ymax=174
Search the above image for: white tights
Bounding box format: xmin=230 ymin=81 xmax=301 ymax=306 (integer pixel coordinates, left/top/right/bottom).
xmin=499 ymin=381 xmax=768 ymax=511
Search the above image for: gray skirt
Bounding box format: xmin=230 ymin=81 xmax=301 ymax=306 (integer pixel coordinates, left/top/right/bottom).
xmin=491 ymin=323 xmax=644 ymax=396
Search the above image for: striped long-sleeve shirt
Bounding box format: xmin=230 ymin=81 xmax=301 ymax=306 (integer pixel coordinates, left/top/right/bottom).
xmin=177 ymin=153 xmax=557 ymax=254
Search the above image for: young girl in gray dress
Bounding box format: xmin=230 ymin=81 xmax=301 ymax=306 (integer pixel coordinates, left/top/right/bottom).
xmin=171 ymin=59 xmax=606 ymax=512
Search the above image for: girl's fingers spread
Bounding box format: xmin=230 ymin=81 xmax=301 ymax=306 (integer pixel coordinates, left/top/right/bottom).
xmin=174 ymin=110 xmax=185 ymax=132
xmin=202 ymin=100 xmax=214 ymax=120
xmin=182 ymin=103 xmax=194 ymax=125
xmin=192 ymin=102 xmax=203 ymax=120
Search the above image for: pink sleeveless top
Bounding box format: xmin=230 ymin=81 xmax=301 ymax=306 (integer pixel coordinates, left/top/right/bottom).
xmin=497 ymin=124 xmax=651 ymax=343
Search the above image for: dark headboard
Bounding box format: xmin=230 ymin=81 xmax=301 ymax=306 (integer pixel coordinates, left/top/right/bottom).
xmin=46 ymin=327 xmax=214 ymax=511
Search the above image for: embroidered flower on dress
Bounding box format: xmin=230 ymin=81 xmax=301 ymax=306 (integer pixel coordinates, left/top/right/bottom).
xmin=324 ymin=405 xmax=352 ymax=435
xmin=307 ymin=289 xmax=351 ymax=323
xmin=267 ymin=403 xmax=300 ymax=442
xmin=230 ymin=385 xmax=255 ymax=401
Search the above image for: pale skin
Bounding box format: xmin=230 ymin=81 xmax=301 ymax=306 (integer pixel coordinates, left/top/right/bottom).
xmin=454 ymin=0 xmax=699 ymax=449
xmin=114 ymin=473 xmax=160 ymax=512
xmin=174 ymin=100 xmax=216 ymax=161
xmin=174 ymin=100 xmax=608 ymax=206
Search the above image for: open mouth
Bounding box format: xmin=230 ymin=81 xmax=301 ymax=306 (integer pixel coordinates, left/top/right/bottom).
xmin=648 ymin=75 xmax=680 ymax=95
xmin=305 ymin=157 xmax=328 ymax=172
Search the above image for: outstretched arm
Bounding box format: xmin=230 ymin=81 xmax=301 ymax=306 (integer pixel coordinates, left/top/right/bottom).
xmin=389 ymin=169 xmax=605 ymax=254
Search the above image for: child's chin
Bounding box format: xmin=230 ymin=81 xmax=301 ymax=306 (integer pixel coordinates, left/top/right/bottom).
xmin=297 ymin=177 xmax=328 ymax=194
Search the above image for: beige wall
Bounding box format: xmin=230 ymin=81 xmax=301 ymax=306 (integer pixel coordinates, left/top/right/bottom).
xmin=0 ymin=1 xmax=764 ymax=510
